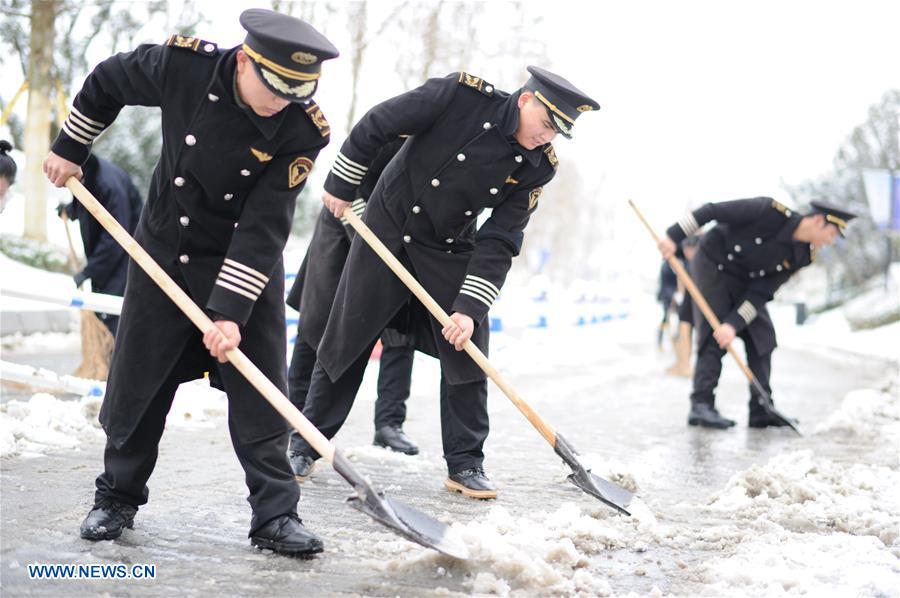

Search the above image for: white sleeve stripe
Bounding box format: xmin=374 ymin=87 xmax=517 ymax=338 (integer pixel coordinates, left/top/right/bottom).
xmin=215 ymin=280 xmax=259 ymax=301
xmin=334 ymin=156 xmax=367 ymax=176
xmin=462 ymin=279 xmax=499 ymax=300
xmin=331 ymin=163 xmax=364 ymax=183
xmin=62 ymin=122 xmax=93 ymax=145
xmin=331 ymin=167 xmax=363 ymax=186
xmin=217 ymin=271 xmax=263 ymax=295
xmin=336 ymin=152 xmax=368 ymax=172
xmin=64 ymin=118 xmax=102 ymax=141
xmin=67 ymin=111 xmax=104 ymax=134
xmin=458 ymin=287 xmax=493 ymax=308
xmin=737 ymin=301 xmax=758 ymax=323
xmin=220 ymin=267 xmax=266 ymax=292
xmin=222 ymin=258 xmax=268 ymax=284
xmin=460 ymin=283 xmax=496 ymax=303
xmin=465 ymin=275 xmax=500 ymax=296
xmin=350 ymin=199 xmax=366 ymax=215
xmin=70 ymin=106 xmax=106 ymax=128
xmin=678 ymin=213 xmax=699 ymax=236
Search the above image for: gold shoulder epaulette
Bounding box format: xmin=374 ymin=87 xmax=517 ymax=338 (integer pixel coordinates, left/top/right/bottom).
xmin=771 ymin=199 xmax=794 ymax=217
xmin=544 ymin=144 xmax=559 ymax=170
xmin=166 ymin=35 xmax=218 ymax=57
xmin=304 ymin=100 xmax=330 ymax=137
xmin=458 ymin=72 xmax=494 ymax=96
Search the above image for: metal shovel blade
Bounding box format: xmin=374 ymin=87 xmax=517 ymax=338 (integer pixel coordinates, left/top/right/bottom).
xmin=752 ymin=379 xmax=802 ymax=436
xmin=554 ymin=433 xmax=634 ymax=515
xmin=335 ymin=452 xmax=469 ymax=559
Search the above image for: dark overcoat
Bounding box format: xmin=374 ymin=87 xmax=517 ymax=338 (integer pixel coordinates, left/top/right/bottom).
xmin=51 ymin=37 xmax=330 ymax=447
xmin=316 ymin=73 xmax=557 ymax=384
xmin=667 ymin=197 xmax=813 ymax=354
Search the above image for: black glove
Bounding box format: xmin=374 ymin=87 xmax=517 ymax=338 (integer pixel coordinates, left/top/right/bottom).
xmin=73 ymin=271 xmax=88 ymax=288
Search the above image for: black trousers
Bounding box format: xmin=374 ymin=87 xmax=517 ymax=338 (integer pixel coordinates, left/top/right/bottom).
xmin=292 ymin=338 xmax=488 ymax=474
xmin=690 ymin=329 xmax=773 ymax=414
xmin=287 ymin=338 xmax=415 ymax=452
xmin=94 ymin=370 xmax=299 ymax=535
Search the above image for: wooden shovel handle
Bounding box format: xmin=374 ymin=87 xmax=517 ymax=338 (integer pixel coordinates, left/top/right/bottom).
xmin=65 ymin=178 xmax=336 ymax=462
xmin=628 ymin=199 xmax=758 ymax=383
xmin=342 ymin=208 xmax=558 ymax=446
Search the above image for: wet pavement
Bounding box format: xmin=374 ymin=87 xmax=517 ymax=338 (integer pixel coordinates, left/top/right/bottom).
xmin=1 ymin=328 xmax=895 ymax=596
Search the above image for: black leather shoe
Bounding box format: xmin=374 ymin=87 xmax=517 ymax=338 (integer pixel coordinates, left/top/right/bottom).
xmin=749 ymin=411 xmax=799 ymax=428
xmin=373 ymin=425 xmax=419 ymax=455
xmin=687 ymin=404 xmax=736 ymax=429
xmin=289 ymin=451 xmax=316 ymax=482
xmin=444 ymin=467 xmax=497 ymax=499
xmin=250 ymin=514 xmax=324 ymax=558
xmin=80 ymin=499 xmax=137 ymax=541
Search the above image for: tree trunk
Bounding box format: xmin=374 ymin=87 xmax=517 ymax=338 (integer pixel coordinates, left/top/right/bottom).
xmin=23 ymin=0 xmax=58 ymax=242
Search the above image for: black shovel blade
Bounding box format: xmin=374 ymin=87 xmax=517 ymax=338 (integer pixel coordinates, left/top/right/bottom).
xmin=347 ymin=493 xmax=469 ymax=559
xmin=334 ymin=451 xmax=468 ymax=559
xmin=752 ymin=380 xmax=802 ymax=436
xmin=555 ymin=433 xmax=634 ymax=515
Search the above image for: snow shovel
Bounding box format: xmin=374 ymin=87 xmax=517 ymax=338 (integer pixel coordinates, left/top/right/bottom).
xmin=64 ymin=177 xmax=468 ymax=560
xmin=342 ymin=208 xmax=634 ymax=515
xmin=628 ymin=200 xmax=801 ymax=436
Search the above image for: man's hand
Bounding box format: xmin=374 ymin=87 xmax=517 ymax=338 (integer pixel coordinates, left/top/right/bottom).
xmin=322 ymin=191 xmax=351 ymax=219
xmin=43 ymin=151 xmax=82 ymax=188
xmin=203 ymin=320 xmax=241 ymax=363
xmin=658 ymin=236 xmax=677 ymax=260
xmin=442 ymin=312 xmax=474 ymax=351
xmin=713 ymin=323 xmax=736 ymax=349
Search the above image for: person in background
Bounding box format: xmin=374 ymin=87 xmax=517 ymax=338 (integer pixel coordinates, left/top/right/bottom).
xmin=0 ymin=140 xmax=17 ymax=213
xmin=666 ymin=234 xmax=700 ymax=377
xmin=659 ymin=197 xmax=856 ymax=429
xmin=57 ymin=153 xmax=143 ymax=335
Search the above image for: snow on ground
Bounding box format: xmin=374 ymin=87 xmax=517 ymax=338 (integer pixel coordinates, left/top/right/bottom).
xmin=0 ymin=253 xmax=79 ymax=313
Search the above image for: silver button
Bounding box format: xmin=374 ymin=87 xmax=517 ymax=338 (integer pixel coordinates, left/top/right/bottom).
xmin=234 ymin=222 xmax=239 ymax=229
xmin=755 ymin=237 xmax=762 ymax=245
xmin=240 ymin=169 xmax=251 ymax=176
xmin=785 ymin=209 xmax=792 ymax=217
xmin=749 ymin=272 xmax=755 ymax=278
xmin=485 ymin=85 xmax=494 ymax=93
xmin=411 ymin=205 xmax=421 ymax=214
xmin=717 ymin=264 xmax=724 ymax=271
xmin=727 ymin=254 xmax=733 ymax=261
xmin=208 ymin=93 xmax=219 ymax=102
xmin=515 ymin=155 xmax=523 ymax=163
xmin=464 ymin=210 xmax=472 ymax=216
xmin=179 ymin=216 xmax=190 ymax=226
xmin=483 ymin=122 xmax=492 ymax=130
xmin=457 ymin=153 xmax=466 ymax=162
xmin=203 ymin=43 xmax=215 ymax=53
xmin=734 ymin=244 xmax=742 ymax=252
xmin=402 ymin=235 xmax=411 ymax=243
xmin=776 ymin=264 xmax=783 ymax=271
xmin=185 ymin=134 xmax=196 ymax=146
xmin=174 ymin=176 xmax=185 ymax=187
xmin=431 ymin=178 xmax=440 ymax=187
xmin=178 ymin=254 xmax=189 ymax=264
xmin=224 ymin=193 xmax=233 ymax=200
xmin=759 ymin=270 xmax=765 ymax=277
xmin=445 ymin=238 xmax=454 ymax=244
xmin=489 ymin=188 xmax=498 ymax=195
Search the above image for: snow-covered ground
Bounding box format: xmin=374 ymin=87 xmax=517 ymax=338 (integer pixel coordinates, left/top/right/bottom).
xmin=2 ymin=246 xmax=898 ymax=596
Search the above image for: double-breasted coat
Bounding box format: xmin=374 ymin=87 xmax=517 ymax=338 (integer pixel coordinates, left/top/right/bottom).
xmin=51 ymin=37 xmax=330 ymax=448
xmin=316 ymin=73 xmax=558 ymax=385
xmin=666 ymin=197 xmax=813 ymax=355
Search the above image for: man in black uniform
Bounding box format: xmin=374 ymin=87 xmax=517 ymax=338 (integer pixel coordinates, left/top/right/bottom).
xmin=43 ymin=9 xmax=338 ymax=557
xmin=286 ymin=137 xmax=420 ymax=475
xmin=659 ymin=198 xmax=856 ymax=429
xmin=289 ymin=67 xmax=600 ymax=499
xmin=57 ymin=154 xmax=144 ymax=335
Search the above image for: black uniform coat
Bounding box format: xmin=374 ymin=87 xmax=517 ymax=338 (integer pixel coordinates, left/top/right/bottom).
xmin=667 ymin=197 xmax=813 ymax=355
xmin=64 ymin=154 xmax=143 ymax=295
xmin=286 ymin=137 xmax=406 ymax=349
xmin=51 ymin=38 xmax=330 ymax=448
xmin=317 ymin=73 xmax=557 ymax=385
